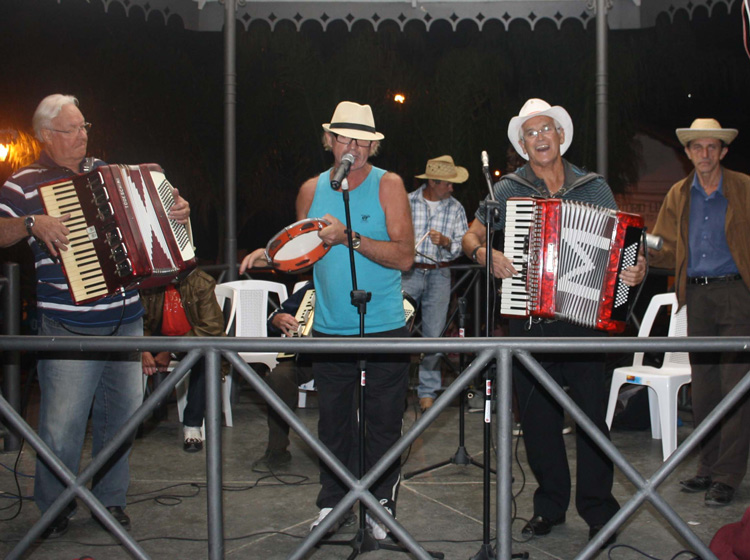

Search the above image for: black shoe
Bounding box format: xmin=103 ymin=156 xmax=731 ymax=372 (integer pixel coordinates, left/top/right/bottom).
xmin=705 ymin=482 xmax=735 ymax=507
xmin=680 ymin=475 xmax=712 ymax=493
xmin=183 ymin=438 xmax=203 ymax=453
xmin=251 ymin=449 xmax=292 ymax=473
xmin=95 ymin=506 xmax=131 ymax=530
xmin=589 ymin=524 xmax=617 ymax=549
xmin=41 ymin=502 xmax=77 ymax=539
xmin=521 ymin=514 xmax=565 ymax=537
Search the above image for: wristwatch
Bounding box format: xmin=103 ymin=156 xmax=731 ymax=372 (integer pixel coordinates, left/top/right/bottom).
xmin=471 ymin=245 xmax=482 ymax=262
xmin=351 ymin=232 xmax=361 ymax=250
xmin=24 ymin=215 xmax=35 ymax=237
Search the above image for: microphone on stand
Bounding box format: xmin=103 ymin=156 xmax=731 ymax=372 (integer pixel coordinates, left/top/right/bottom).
xmin=331 ymin=153 xmax=355 ymax=191
xmin=481 ymin=150 xmax=496 ymax=201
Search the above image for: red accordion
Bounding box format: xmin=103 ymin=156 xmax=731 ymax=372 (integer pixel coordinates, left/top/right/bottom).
xmin=39 ymin=163 xmax=196 ymax=305
xmin=501 ymin=197 xmax=644 ymax=333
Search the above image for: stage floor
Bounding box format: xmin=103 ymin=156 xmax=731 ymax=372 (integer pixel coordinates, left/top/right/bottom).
xmin=1 ymin=378 xmax=744 ymax=559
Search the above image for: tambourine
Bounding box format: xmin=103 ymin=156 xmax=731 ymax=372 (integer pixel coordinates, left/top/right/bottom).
xmin=265 ymin=218 xmax=331 ymax=273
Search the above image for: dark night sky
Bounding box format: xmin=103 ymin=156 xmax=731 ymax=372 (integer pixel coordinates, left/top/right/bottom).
xmin=1 ymin=0 xmax=748 ymax=263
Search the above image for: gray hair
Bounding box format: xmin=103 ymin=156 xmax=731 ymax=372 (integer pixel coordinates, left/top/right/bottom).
xmin=32 ymin=94 xmax=79 ymax=141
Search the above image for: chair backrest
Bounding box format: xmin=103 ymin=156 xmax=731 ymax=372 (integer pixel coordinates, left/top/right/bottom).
xmin=214 ymin=280 xmax=289 ymax=338
xmin=632 ymin=292 xmax=690 ymax=369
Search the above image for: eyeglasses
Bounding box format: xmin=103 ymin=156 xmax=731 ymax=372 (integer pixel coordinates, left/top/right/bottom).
xmin=333 ymin=133 xmax=372 ymax=148
xmin=522 ymin=123 xmax=558 ymax=141
xmin=49 ymin=122 xmax=92 ymax=136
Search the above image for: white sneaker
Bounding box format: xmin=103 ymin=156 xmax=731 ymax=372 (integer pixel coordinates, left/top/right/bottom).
xmin=366 ymin=512 xmax=389 ymax=540
xmin=183 ymin=426 xmax=203 ymax=440
xmin=310 ymin=507 xmax=344 ymax=535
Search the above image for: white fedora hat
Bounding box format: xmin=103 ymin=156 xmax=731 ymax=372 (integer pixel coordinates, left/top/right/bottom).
xmin=676 ymin=118 xmax=738 ymax=147
xmin=507 ymin=98 xmax=574 ymax=160
xmin=322 ymin=101 xmax=384 ymax=142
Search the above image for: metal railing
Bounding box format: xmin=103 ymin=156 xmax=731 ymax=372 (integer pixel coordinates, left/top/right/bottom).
xmin=1 ymin=333 xmax=749 ymax=559
xmin=0 ymin=262 xmax=21 ymax=452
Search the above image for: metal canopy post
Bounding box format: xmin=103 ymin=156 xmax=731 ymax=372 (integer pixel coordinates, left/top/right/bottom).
xmin=596 ymin=0 xmax=609 ymax=179
xmin=224 ymin=0 xmax=238 ymax=281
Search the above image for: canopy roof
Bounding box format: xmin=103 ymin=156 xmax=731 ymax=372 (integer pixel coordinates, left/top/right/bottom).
xmin=91 ymin=0 xmax=734 ymax=31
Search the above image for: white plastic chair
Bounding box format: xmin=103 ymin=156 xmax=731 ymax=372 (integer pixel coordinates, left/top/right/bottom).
xmin=605 ymin=292 xmax=691 ymax=461
xmin=214 ymin=280 xmax=289 ymax=427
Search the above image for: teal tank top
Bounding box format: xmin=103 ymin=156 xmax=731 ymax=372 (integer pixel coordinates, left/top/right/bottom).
xmin=308 ymin=166 xmax=405 ymax=335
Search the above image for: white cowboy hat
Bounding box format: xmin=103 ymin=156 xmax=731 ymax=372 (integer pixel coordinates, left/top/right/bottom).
xmin=676 ymin=118 xmax=738 ymax=147
xmin=322 ymin=101 xmax=384 ymax=141
xmin=415 ymin=155 xmax=469 ymax=183
xmin=507 ymin=98 xmax=574 ymax=160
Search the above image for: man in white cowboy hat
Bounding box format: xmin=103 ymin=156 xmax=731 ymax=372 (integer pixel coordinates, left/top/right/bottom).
xmin=462 ymin=98 xmax=646 ymax=546
xmin=403 ymin=155 xmax=469 ymax=412
xmin=296 ymin=101 xmax=414 ymax=539
xmin=650 ymin=118 xmax=750 ymax=507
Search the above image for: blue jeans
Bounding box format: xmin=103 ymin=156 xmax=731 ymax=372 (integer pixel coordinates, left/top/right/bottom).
xmin=34 ymin=315 xmax=144 ymax=514
xmin=401 ymin=267 xmax=451 ymax=399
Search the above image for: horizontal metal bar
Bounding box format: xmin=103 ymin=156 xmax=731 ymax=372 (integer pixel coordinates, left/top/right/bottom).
xmin=1 ymin=335 xmax=748 ymax=354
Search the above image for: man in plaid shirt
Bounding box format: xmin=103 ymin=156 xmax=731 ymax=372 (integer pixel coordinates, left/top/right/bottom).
xmin=402 ymin=155 xmax=469 ymax=412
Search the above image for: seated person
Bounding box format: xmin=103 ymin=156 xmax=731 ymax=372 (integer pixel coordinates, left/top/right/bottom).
xmin=240 ymin=248 xmax=314 ymax=471
xmin=140 ymin=268 xmax=226 ymax=452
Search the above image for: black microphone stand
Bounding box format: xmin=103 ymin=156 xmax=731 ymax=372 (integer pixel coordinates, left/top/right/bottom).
xmin=473 ymin=156 xmax=527 ymax=560
xmin=471 ymin=198 xmax=501 ymax=560
xmin=319 ymin=176 xmax=442 ymax=559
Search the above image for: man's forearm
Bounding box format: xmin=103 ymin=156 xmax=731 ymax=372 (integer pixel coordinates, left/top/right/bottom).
xmin=0 ymin=217 xmax=30 ymax=248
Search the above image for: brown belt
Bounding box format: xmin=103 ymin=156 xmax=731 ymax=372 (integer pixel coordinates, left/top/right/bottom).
xmin=413 ymin=262 xmax=452 ymax=269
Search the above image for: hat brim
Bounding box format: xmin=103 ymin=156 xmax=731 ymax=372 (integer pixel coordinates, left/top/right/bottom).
xmin=322 ymin=123 xmax=384 ymax=142
xmin=415 ymin=167 xmax=469 ymax=184
xmin=507 ymin=106 xmax=574 ymax=161
xmin=676 ymin=128 xmax=738 ymax=147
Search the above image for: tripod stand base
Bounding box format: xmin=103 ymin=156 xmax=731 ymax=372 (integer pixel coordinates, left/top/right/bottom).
xmin=404 ymin=445 xmax=493 ymax=479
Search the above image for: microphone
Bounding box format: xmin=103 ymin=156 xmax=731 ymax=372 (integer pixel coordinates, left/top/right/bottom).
xmin=481 ymin=150 xmax=496 ymax=201
xmin=331 ymin=153 xmax=355 ymax=190
xmin=481 ymin=150 xmax=490 ymax=172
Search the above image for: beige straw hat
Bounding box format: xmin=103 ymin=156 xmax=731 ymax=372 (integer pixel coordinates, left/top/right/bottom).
xmin=676 ymin=118 xmax=738 ymax=147
xmin=415 ymin=155 xmax=469 ymax=183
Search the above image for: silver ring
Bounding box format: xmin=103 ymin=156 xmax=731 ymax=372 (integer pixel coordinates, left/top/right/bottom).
xmin=54 ymin=239 xmax=59 ymax=244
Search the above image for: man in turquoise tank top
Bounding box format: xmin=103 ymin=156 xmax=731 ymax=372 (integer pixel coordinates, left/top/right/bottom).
xmin=296 ymin=101 xmax=414 ymax=540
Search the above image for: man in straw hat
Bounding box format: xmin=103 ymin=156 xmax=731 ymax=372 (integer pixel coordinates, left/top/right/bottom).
xmin=296 ymin=101 xmax=414 ymax=539
xmin=403 ymin=155 xmax=469 ymax=412
xmin=462 ymin=98 xmax=646 ymax=546
xmin=650 ymin=118 xmax=750 ymax=507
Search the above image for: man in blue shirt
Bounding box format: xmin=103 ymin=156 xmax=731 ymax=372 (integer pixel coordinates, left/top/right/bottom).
xmin=296 ymin=101 xmax=414 ymax=540
xmin=651 ymin=118 xmax=750 ymax=507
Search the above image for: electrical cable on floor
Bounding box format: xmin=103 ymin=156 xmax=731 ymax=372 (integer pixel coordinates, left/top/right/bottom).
xmin=606 ymin=544 xmax=701 ymax=559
